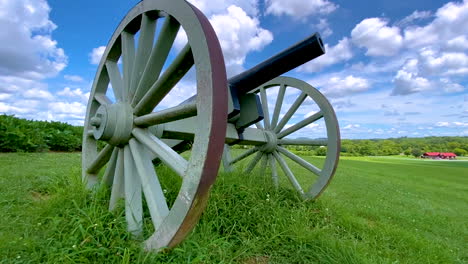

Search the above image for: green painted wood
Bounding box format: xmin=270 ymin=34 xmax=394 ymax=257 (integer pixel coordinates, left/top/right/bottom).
xmin=274 ymin=92 xmax=307 ymax=133
xmin=260 ymin=87 xmax=270 ymax=130
xmin=277 ymin=111 xmax=323 ymax=139
xmin=129 ymin=139 xmax=169 ymax=230
xmin=134 ymin=44 xmax=194 ymax=116
xmin=132 ymin=128 xmax=188 ymax=178
xmin=273 ymin=150 xmax=305 ymax=196
xmin=105 ymin=61 xmax=124 ymax=102
xmin=270 ymin=83 xmax=285 ymax=129
xmin=121 ymin=31 xmax=136 ymax=101
xmin=109 ymin=148 xmax=125 ymax=211
xmin=102 ymin=148 xmax=118 ymax=186
xmin=222 ymin=76 xmax=340 ymax=200
xmin=123 ymin=145 xmax=143 ymax=237
xmin=244 ymin=151 xmax=263 ymax=173
xmin=130 ymin=13 xmax=156 ymax=101
xmin=132 ymin=16 xmax=180 ymax=106
xmin=134 ymin=101 xmax=197 ymax=127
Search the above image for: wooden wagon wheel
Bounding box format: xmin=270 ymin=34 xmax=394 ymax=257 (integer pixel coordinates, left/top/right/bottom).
xmin=82 ymin=0 xmax=227 ymax=251
xmin=223 ymin=76 xmax=340 ymax=200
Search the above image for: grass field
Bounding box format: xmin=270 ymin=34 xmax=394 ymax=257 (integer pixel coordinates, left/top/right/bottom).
xmin=0 ymin=152 xmax=466 ymax=263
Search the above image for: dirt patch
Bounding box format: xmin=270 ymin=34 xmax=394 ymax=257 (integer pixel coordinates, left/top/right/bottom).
xmin=30 ymin=190 xmax=51 ymax=201
xmin=242 ymin=256 xmax=270 ymax=264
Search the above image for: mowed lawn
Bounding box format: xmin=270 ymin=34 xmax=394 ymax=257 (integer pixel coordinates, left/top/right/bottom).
xmin=0 ymin=152 xmax=466 ymax=263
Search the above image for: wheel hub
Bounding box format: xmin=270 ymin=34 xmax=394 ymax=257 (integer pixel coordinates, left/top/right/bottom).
xmin=91 ymin=102 xmax=134 ymax=146
xmin=260 ymin=130 xmax=278 ymax=153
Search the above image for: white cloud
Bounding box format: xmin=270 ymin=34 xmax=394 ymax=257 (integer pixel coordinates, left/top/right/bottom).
xmin=418 ymin=48 xmax=468 ymax=76
xmin=436 ymin=121 xmax=449 ymax=127
xmin=445 ymin=36 xmax=468 ymax=51
xmin=343 ymin=124 xmax=360 ymax=129
xmin=298 ymin=37 xmax=352 ymax=72
xmin=64 ymin=74 xmax=84 ymax=82
xmin=351 ymin=17 xmax=403 ymax=56
xmin=265 ymin=0 xmax=337 ymax=20
xmin=440 ymin=78 xmax=465 ymax=93
xmin=189 ymin=0 xmax=258 ymax=16
xmin=316 ymin=19 xmax=333 ymax=38
xmin=57 ymin=87 xmax=90 ymax=103
xmin=404 ymin=0 xmax=468 ymax=49
xmin=0 ymin=0 xmax=67 ymax=79
xmin=89 ymin=46 xmax=106 ymax=65
xmin=315 ymin=75 xmax=370 ymax=97
xmin=23 ymin=88 xmax=54 ymax=100
xmin=392 ymin=70 xmax=432 ymax=95
xmin=208 ymin=5 xmax=273 ymax=76
xmin=395 ymin=10 xmax=432 ymax=27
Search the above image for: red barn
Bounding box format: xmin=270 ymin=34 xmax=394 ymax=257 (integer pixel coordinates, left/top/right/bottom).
xmin=422 ymin=152 xmax=457 ymax=159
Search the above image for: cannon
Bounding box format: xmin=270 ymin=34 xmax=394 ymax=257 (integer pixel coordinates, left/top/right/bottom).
xmin=82 ymin=0 xmax=340 ymax=251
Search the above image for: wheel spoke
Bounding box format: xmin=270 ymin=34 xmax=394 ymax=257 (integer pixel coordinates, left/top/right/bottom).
xmin=270 ymin=83 xmax=285 ymax=130
xmin=230 ymin=146 xmax=259 ymax=165
xmin=102 ymin=148 xmax=118 ymax=186
xmin=244 ymin=151 xmax=263 ymax=173
xmin=222 ymin=144 xmax=233 ymax=172
xmin=134 ymin=44 xmax=194 ymax=116
xmin=106 ymin=61 xmax=124 ymax=102
xmin=277 ymin=111 xmax=323 ymax=139
xmin=278 ymin=138 xmax=328 ymax=146
xmin=109 ymin=148 xmax=125 ymax=211
xmin=94 ymin=93 xmax=112 ymax=106
xmin=123 ymin=145 xmax=143 ymax=237
xmin=260 ymin=87 xmax=270 ymax=129
xmin=255 ymin=122 xmax=264 ymax=130
xmin=122 ymin=31 xmax=136 ymax=101
xmin=277 ymin=146 xmax=321 ymax=176
xmin=86 ymin=130 xmax=94 ymax=137
xmin=129 ymin=139 xmax=169 ymax=230
xmin=268 ymin=154 xmax=278 ymax=187
xmin=134 ymin=101 xmax=197 ymax=127
xmin=273 ymin=151 xmax=304 ymax=195
xmin=132 ymin=16 xmax=180 ymax=106
xmin=130 ymin=13 xmax=156 ymax=101
xmin=274 ymin=92 xmax=307 ymax=133
xmin=259 ymin=153 xmax=268 ymax=176
xmin=86 ymin=144 xmax=114 ymax=174
xmin=132 ymin=128 xmax=188 ymax=178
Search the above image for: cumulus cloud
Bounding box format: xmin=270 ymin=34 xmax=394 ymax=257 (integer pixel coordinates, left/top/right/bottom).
xmin=57 ymin=87 xmax=90 ymax=103
xmin=64 ymin=74 xmax=84 ymax=82
xmin=207 ymin=5 xmax=273 ymax=76
xmin=316 ymin=19 xmax=333 ymax=38
xmin=403 ymin=0 xmax=468 ymax=49
xmin=315 ymin=75 xmax=370 ymax=97
xmin=265 ymin=0 xmax=337 ymax=20
xmin=0 ymin=0 xmax=67 ymax=79
xmin=89 ymin=46 xmax=106 ymax=65
xmin=299 ymin=37 xmax=352 ymax=72
xmin=351 ymin=17 xmax=403 ymax=56
xmin=189 ymin=0 xmax=258 ymax=16
xmin=392 ymin=70 xmax=432 ymax=95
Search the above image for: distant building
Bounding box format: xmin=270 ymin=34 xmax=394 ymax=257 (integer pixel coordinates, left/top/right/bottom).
xmin=421 ymin=152 xmax=457 ymax=159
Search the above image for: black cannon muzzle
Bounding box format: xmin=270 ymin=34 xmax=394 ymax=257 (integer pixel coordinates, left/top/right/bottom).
xmin=228 ymin=33 xmax=325 ymax=96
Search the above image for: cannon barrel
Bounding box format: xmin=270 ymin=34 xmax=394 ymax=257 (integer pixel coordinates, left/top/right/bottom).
xmin=228 ymin=33 xmax=325 ymax=96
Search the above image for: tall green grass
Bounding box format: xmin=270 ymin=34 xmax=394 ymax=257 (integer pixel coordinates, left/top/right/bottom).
xmin=0 ymin=153 xmax=466 ymax=263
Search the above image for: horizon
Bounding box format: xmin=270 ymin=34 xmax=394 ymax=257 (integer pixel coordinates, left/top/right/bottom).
xmin=0 ymin=0 xmax=467 ymax=139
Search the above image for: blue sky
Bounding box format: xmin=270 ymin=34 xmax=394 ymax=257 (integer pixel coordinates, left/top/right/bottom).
xmin=0 ymin=0 xmax=467 ymax=139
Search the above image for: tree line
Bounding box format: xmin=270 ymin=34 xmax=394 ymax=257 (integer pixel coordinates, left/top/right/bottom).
xmin=1 ymin=114 xmax=467 ymax=156
xmin=0 ymin=114 xmax=82 ymax=152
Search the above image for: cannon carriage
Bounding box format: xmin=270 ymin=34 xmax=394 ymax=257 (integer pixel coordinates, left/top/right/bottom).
xmin=82 ymin=0 xmax=340 ymax=251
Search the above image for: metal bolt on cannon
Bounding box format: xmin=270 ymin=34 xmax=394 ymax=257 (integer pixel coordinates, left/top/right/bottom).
xmin=82 ymin=0 xmax=340 ymax=251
